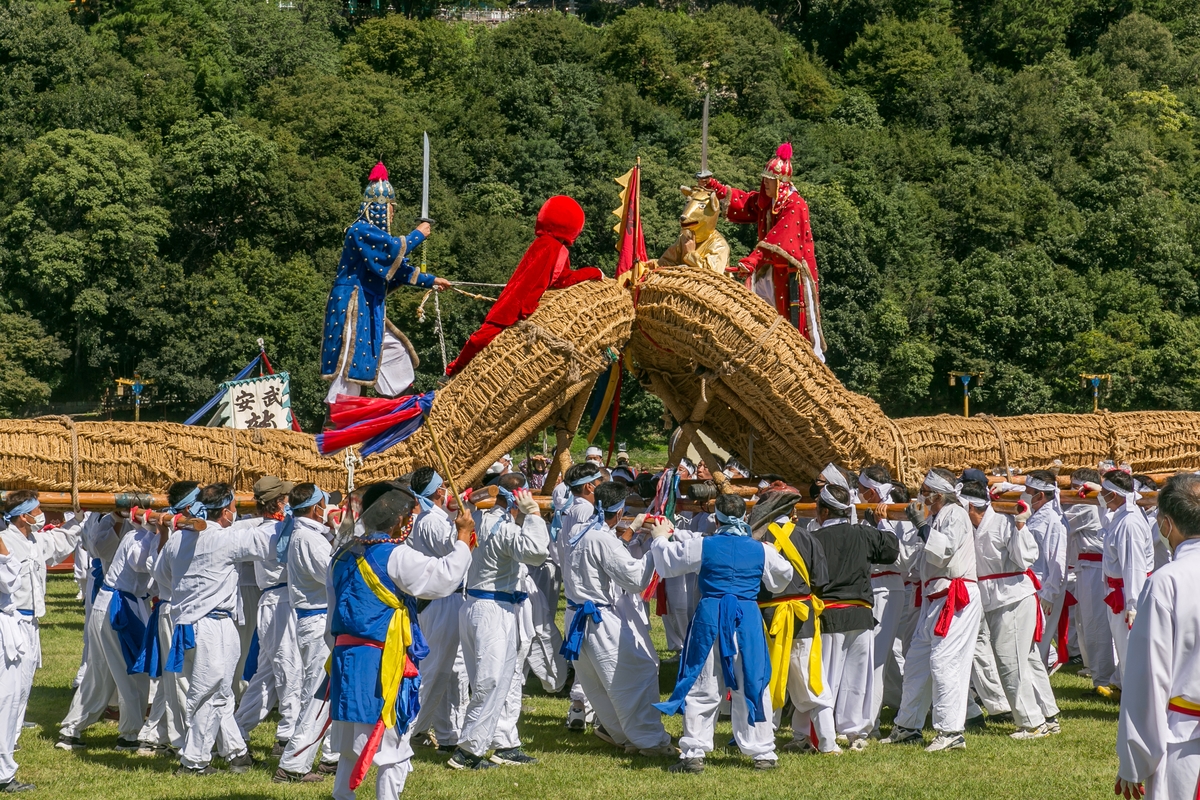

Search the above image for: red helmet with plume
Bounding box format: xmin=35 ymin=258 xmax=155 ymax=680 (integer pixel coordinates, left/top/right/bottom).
xmin=535 ymin=195 xmax=586 ymax=246
xmin=762 ymin=143 xmax=793 ymax=182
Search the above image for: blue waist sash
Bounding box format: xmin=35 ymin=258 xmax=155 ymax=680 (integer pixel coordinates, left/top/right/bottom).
xmin=467 ymin=589 xmax=529 ymax=604
xmin=165 ymin=609 xmax=232 ymax=673
xmin=15 ymin=609 xmax=33 ymax=617
xmin=296 ymin=607 xmax=328 ymax=619
xmin=101 ymin=585 xmax=147 ymax=675
xmin=89 ymin=558 xmax=104 ymax=604
xmin=242 ymin=628 xmax=261 ymax=682
xmin=560 ymin=599 xmax=608 ymax=662
xmin=132 ymin=599 xmax=163 ymax=678
xmin=263 ymin=582 xmax=287 ymax=592
xmin=654 ymin=594 xmax=770 ymax=723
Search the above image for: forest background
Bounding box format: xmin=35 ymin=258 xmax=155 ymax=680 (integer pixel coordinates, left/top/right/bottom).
xmin=3 ymin=0 xmax=1200 ymax=443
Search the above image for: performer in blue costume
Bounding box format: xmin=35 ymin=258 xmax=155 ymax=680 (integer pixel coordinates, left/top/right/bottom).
xmin=650 ymin=493 xmax=794 ymax=773
xmin=327 ymin=480 xmax=473 ymax=800
xmin=321 ymin=162 xmax=450 ymax=405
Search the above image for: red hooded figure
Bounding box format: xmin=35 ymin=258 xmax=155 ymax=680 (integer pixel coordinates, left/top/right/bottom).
xmin=705 ymin=144 xmax=826 ymax=362
xmin=445 ymin=195 xmax=603 ymax=377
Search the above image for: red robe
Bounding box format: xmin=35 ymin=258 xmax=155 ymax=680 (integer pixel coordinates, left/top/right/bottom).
xmin=716 ymin=180 xmax=823 ymax=351
xmin=445 ymin=196 xmax=602 ymax=377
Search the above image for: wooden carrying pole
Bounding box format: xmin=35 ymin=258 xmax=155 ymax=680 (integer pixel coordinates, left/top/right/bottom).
xmin=0 ymin=490 xmax=256 ymax=513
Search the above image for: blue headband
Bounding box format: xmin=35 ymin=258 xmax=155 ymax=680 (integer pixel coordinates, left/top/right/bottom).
xmin=167 ymin=487 xmax=201 ymax=515
xmin=416 ymin=473 xmax=443 ymax=513
xmin=569 ymin=472 xmax=603 ymax=488
xmin=496 ymin=485 xmax=515 ymax=508
xmin=715 ymin=509 xmax=752 ymax=537
xmin=568 ymin=499 xmax=625 ymax=547
xmin=3 ymin=498 xmax=38 ymax=523
xmin=293 ymin=485 xmax=327 ymax=512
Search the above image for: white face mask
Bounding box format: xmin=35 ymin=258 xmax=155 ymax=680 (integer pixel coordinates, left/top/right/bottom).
xmin=31 ymin=512 xmax=46 ymax=529
xmin=1019 ymin=492 xmax=1033 ymax=507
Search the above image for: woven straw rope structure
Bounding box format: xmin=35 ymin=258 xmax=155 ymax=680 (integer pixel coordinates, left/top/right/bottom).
xmin=0 ymin=280 xmax=632 ymax=494
xmin=628 ymin=266 xmax=1200 ymax=484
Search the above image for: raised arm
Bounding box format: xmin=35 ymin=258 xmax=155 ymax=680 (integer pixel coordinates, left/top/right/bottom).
xmin=387 ymin=540 xmax=472 ymax=600
xmin=651 ymin=536 xmax=703 ymax=578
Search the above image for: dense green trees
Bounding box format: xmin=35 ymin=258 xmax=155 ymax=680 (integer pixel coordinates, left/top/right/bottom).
xmin=2 ymin=0 xmax=1200 ymax=434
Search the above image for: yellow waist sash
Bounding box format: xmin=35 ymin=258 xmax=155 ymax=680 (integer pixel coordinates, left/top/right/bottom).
xmin=355 ymin=554 xmax=413 ymax=728
xmin=1168 ymin=696 xmax=1200 ymax=717
xmin=761 ymin=522 xmax=825 ymax=706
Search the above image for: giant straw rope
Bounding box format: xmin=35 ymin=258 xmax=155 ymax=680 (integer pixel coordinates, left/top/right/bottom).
xmin=0 ymin=279 xmax=633 ymax=494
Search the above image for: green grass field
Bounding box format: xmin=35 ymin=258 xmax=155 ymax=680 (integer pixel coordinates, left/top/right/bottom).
xmin=20 ymin=576 xmax=1119 ymax=799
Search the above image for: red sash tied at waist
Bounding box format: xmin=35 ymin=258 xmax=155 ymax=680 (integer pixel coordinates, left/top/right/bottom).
xmin=1077 ymin=552 xmax=1103 ymax=562
xmin=977 ymin=569 xmax=1044 ymax=642
xmin=926 ymin=577 xmax=975 ymax=637
xmin=1056 ymin=591 xmax=1078 ymax=666
xmin=1104 ymin=577 xmax=1126 ymax=615
xmin=334 ymin=634 xmax=420 ymax=677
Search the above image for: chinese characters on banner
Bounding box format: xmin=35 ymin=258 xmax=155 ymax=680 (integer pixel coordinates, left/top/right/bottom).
xmin=212 ymin=373 xmax=294 ymax=429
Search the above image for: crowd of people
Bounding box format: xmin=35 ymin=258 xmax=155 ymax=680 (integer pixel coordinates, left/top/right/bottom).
xmin=0 ymin=448 xmax=1197 ymax=798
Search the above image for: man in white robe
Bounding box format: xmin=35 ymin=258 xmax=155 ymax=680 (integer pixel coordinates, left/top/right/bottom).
xmin=882 ymin=468 xmax=982 ymax=752
xmin=407 ymin=468 xmax=469 ymax=753
xmin=59 ymin=509 xmax=164 ymax=748
xmin=1116 ymin=473 xmax=1200 ymax=800
xmin=555 ymin=464 xmax=604 ymax=732
xmin=234 ymin=476 xmax=303 ymax=755
xmin=276 ymin=483 xmax=339 ymax=779
xmin=161 ymin=483 xmax=273 ymax=775
xmin=1064 ymin=468 xmax=1116 ymax=694
xmin=963 ymin=481 xmax=1059 ymax=739
xmin=1100 ymin=470 xmax=1153 ymax=691
xmin=561 ymin=481 xmax=671 ymax=755
xmin=449 ymin=475 xmax=549 ymax=770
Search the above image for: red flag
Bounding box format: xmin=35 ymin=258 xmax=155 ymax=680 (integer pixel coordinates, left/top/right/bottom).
xmin=612 ymin=163 xmax=647 ymax=277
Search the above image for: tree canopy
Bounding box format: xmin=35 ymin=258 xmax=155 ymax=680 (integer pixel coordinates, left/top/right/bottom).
xmin=2 ymin=0 xmax=1200 ymax=437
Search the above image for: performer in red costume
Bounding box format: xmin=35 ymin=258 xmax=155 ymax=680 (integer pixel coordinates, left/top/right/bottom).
xmin=445 ymin=195 xmax=603 ymax=378
xmin=703 ymin=143 xmax=826 ymax=362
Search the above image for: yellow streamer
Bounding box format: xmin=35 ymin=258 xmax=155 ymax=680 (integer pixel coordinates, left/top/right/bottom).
xmin=760 ymin=522 xmax=824 ymax=708
xmin=355 ymin=555 xmax=413 ymax=728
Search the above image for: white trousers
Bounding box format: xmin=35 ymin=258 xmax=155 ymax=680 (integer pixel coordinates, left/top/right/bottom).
xmin=294 ymin=613 xmax=335 ymax=760
xmin=573 ymin=604 xmax=670 ymax=750
xmin=896 ymin=585 xmax=983 ymax=734
xmin=138 ymin=602 xmax=187 ymax=748
xmin=14 ymin=619 xmax=37 ymax=734
xmin=784 ymin=635 xmax=836 ymax=751
xmin=984 ymin=596 xmax=1058 ymax=729
xmin=1146 ymin=736 xmax=1200 ymax=800
xmin=662 ymin=575 xmax=694 ymax=652
xmin=493 ymin=601 xmax=534 ymax=752
xmin=413 ymin=594 xmax=468 ymax=746
xmin=331 ymin=722 xmax=412 ymax=800
xmin=459 ymin=597 xmax=519 ymax=757
xmin=235 ymin=589 xmax=302 ymax=741
xmin=179 ymin=616 xmax=247 ymax=769
xmin=883 ymin=583 xmax=919 ymax=710
xmin=971 ymin=614 xmax=1011 ymax=716
xmin=524 ymin=564 xmax=567 ymax=693
xmin=869 ymin=575 xmax=904 ymax=730
xmin=1038 ymin=587 xmax=1068 ymax=668
xmin=0 ymin=616 xmax=26 ymax=783
xmin=817 ymin=629 xmax=874 ymax=742
xmin=1076 ymin=564 xmax=1117 ymax=687
xmin=678 ymin=645 xmax=776 ymax=761
xmin=278 ymin=688 xmax=335 ymax=774
xmin=326 ymin=328 xmax=415 ymax=403
xmin=1108 ymin=603 xmax=1131 ymax=689
xmin=59 ymin=591 xmax=150 ymax=740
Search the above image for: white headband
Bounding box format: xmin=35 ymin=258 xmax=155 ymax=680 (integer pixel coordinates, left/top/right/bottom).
xmin=1026 ymin=477 xmax=1063 ymax=516
xmin=821 ymin=463 xmax=850 ymax=490
xmin=819 ymin=484 xmax=851 ymax=510
xmin=961 ymin=491 xmax=990 ymax=509
xmin=1102 ymin=478 xmax=1140 ymax=511
xmin=858 ymin=473 xmax=893 ymax=501
xmin=923 ymin=470 xmax=958 ymax=497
